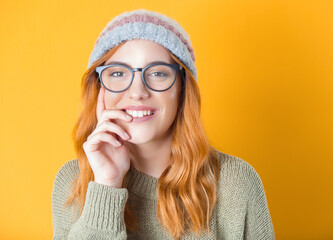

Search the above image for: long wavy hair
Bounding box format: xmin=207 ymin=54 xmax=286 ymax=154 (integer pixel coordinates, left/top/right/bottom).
xmin=66 ymin=42 xmax=220 ymax=240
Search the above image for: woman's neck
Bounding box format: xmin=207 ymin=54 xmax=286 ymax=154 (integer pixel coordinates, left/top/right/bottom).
xmin=128 ymin=132 xmax=173 ymax=179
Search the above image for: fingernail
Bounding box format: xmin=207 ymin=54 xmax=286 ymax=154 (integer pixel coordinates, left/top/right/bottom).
xmin=124 ymin=132 xmax=130 ymax=139
xmin=116 ymin=140 xmax=122 ymax=146
xmin=126 ymin=115 xmax=132 ymax=121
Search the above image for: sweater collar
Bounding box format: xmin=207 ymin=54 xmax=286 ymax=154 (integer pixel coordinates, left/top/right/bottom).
xmin=124 ymin=164 xmax=159 ymax=199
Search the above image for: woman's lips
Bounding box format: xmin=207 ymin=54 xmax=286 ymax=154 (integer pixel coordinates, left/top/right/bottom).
xmin=128 ymin=110 xmax=158 ymax=123
xmin=121 ymin=105 xmax=157 ymax=111
xmin=119 ymin=106 xmax=158 ymax=123
xmin=132 ymin=110 xmax=158 ymax=122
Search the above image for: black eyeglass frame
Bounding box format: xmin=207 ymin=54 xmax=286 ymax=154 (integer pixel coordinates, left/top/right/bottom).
xmin=96 ymin=63 xmax=183 ymax=93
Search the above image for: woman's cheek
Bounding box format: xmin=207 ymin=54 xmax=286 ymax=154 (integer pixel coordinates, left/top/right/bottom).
xmin=104 ymin=93 xmax=120 ymax=110
xmin=167 ymin=87 xmax=180 ymax=115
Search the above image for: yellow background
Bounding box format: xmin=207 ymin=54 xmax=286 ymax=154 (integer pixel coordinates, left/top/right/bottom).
xmin=1 ymin=0 xmax=332 ymax=239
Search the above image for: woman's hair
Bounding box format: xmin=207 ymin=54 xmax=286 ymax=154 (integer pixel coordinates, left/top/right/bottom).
xmin=66 ymin=42 xmax=220 ymax=240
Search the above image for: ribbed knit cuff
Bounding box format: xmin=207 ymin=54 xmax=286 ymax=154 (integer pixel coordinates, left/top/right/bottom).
xmin=80 ymin=181 xmax=128 ymax=232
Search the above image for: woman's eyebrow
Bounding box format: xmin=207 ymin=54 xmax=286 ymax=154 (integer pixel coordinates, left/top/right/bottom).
xmin=104 ymin=60 xmax=173 ymax=67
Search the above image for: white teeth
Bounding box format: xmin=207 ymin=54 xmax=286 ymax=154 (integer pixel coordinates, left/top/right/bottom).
xmin=125 ymin=109 xmax=155 ymax=117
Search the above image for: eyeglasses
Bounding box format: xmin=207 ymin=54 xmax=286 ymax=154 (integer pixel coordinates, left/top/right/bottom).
xmin=96 ymin=63 xmax=182 ymax=93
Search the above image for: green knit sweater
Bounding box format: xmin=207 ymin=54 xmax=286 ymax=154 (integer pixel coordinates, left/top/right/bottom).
xmin=52 ymin=150 xmax=275 ymax=239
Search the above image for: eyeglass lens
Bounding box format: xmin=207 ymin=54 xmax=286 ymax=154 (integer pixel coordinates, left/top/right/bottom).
xmin=101 ymin=65 xmax=176 ymax=92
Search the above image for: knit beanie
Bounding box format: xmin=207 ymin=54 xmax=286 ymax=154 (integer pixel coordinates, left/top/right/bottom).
xmin=88 ymin=9 xmax=197 ymax=80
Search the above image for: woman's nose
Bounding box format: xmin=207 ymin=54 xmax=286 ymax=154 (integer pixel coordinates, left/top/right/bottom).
xmin=127 ymin=72 xmax=149 ymax=100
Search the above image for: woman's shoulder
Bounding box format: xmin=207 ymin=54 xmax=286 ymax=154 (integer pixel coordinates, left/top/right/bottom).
xmin=212 ymin=147 xmax=258 ymax=174
xmin=52 ymin=159 xmax=80 ymax=197
xmin=211 ymin=149 xmax=275 ymax=238
xmin=54 ymin=159 xmax=80 ymax=182
xmin=52 ymin=159 xmax=81 ymax=236
xmin=211 ymin=148 xmax=265 ymax=192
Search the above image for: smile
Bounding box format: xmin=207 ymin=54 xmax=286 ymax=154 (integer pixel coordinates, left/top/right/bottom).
xmin=124 ymin=109 xmax=156 ymax=118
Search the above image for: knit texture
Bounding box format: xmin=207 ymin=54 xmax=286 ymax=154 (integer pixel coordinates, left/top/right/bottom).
xmin=88 ymin=9 xmax=197 ymax=80
xmin=52 ymin=150 xmax=275 ymax=239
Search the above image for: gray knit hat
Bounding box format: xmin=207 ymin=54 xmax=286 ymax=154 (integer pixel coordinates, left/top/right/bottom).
xmin=88 ymin=9 xmax=197 ymax=80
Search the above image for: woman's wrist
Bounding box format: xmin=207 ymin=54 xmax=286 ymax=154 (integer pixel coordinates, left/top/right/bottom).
xmin=94 ymin=178 xmax=123 ymax=188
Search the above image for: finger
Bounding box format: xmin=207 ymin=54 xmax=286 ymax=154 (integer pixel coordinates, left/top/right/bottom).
xmin=96 ymin=87 xmax=106 ymax=122
xmin=97 ymin=109 xmax=132 ymax=126
xmin=86 ymin=132 xmax=122 ymax=149
xmin=88 ymin=121 xmax=131 ymax=141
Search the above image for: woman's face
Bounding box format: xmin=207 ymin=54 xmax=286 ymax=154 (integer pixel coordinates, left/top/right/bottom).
xmin=103 ymin=39 xmax=182 ymax=145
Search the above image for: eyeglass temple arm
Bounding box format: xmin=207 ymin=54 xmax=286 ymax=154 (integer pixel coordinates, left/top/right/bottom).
xmin=180 ymin=66 xmax=186 ymax=81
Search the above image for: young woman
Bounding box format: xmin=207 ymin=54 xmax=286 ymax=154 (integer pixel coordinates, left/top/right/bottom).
xmin=52 ymin=9 xmax=275 ymax=240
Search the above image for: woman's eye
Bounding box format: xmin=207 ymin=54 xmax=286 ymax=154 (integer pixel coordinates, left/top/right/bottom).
xmin=151 ymin=72 xmax=167 ymax=77
xmin=111 ymin=72 xmax=125 ymax=77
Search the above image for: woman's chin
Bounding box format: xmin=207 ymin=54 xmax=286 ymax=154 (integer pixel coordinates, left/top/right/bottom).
xmin=125 ymin=131 xmax=152 ymax=145
xmin=126 ymin=137 xmax=150 ymax=145
xmin=124 ymin=125 xmax=157 ymax=143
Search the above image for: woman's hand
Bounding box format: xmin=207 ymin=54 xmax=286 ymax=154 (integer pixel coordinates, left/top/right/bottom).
xmin=83 ymin=87 xmax=133 ymax=188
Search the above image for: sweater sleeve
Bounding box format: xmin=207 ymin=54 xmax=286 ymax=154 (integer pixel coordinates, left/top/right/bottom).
xmin=244 ymin=167 xmax=275 ymax=240
xmin=67 ymin=181 xmax=128 ymax=239
xmin=52 ymin=160 xmax=128 ymax=240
